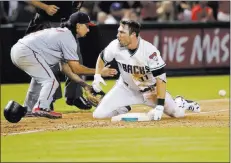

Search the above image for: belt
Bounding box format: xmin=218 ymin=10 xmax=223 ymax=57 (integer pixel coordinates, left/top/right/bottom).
xmin=123 ymin=81 xmax=156 ymax=93
xmin=140 ymin=84 xmax=156 ymax=93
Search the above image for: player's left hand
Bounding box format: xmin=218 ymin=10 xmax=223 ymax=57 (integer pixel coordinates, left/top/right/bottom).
xmin=84 ymin=86 xmax=101 ymax=106
xmin=147 ymin=105 xmax=164 ymax=121
xmin=84 ymin=85 xmax=105 ymax=107
xmin=92 ymin=74 xmax=106 ymax=92
xmin=101 ymin=65 xmax=118 ymax=77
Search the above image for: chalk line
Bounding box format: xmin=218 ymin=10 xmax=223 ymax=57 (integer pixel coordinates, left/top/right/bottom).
xmin=186 ymin=109 xmax=229 ymax=115
xmin=4 ymin=129 xmax=45 ymax=136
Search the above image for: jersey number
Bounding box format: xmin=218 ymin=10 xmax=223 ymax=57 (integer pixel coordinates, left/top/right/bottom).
xmin=140 ymin=75 xmax=148 ymax=82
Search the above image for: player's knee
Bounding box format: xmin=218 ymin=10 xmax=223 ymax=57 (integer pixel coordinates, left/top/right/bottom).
xmin=41 ymin=78 xmax=59 ymax=91
xmin=53 ymin=79 xmax=59 ymax=89
xmin=92 ymin=109 xmax=107 ymax=119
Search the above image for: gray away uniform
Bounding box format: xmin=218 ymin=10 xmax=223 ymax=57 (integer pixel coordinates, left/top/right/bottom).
xmin=11 ymin=27 xmax=79 ymax=110
xmin=26 ymin=21 xmax=84 ymax=108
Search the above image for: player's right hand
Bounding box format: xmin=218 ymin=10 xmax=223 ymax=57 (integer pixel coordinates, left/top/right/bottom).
xmin=45 ymin=5 xmax=59 ymax=16
xmin=147 ymin=105 xmax=164 ymax=121
xmin=92 ymin=74 xmax=106 ymax=93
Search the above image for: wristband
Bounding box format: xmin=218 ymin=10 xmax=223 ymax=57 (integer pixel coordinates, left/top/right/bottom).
xmin=94 ymin=74 xmax=101 ymax=79
xmin=157 ymin=98 xmax=165 ymax=106
xmin=79 ymin=81 xmax=88 ymax=88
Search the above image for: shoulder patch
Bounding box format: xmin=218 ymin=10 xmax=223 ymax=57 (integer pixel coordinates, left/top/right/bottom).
xmin=149 ymin=52 xmax=157 ymax=59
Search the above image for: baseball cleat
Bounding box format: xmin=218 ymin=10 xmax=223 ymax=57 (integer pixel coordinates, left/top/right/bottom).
xmin=32 ymin=108 xmax=62 ymax=119
xmin=187 ymin=101 xmax=200 ymax=113
xmin=66 ymin=96 xmax=92 ymax=110
xmin=174 ymin=96 xmax=186 ymax=108
xmin=24 ymin=112 xmax=35 ymax=117
xmin=175 ymin=96 xmax=200 ymax=113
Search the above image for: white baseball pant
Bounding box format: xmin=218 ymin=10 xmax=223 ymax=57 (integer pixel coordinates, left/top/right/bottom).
xmin=93 ymin=78 xmax=185 ymax=119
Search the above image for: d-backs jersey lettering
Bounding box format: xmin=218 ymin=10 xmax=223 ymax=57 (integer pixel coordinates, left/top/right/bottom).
xmin=101 ymin=38 xmax=166 ymax=91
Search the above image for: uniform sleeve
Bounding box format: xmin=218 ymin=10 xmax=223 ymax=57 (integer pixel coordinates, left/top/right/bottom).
xmin=100 ymin=40 xmax=117 ymax=64
xmin=147 ymin=45 xmax=166 ymax=71
xmin=59 ymin=33 xmax=79 ymax=62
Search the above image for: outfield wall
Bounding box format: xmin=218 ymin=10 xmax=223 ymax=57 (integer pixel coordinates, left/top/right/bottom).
xmin=0 ymin=22 xmax=230 ymax=83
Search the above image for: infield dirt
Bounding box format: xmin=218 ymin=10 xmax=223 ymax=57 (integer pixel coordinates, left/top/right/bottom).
xmin=1 ymin=99 xmax=229 ymax=136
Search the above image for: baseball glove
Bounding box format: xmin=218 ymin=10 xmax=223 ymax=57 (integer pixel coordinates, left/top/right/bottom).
xmin=84 ymin=86 xmax=105 ymax=107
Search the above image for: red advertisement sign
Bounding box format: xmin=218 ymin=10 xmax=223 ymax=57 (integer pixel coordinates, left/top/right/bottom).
xmin=140 ymin=28 xmax=230 ymax=69
xmin=140 ymin=30 xmax=160 ymax=49
xmin=203 ymin=28 xmax=230 ymax=67
xmin=160 ymin=29 xmax=203 ymax=69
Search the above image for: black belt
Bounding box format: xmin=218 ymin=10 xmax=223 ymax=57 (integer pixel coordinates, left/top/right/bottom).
xmin=123 ymin=81 xmax=156 ymax=93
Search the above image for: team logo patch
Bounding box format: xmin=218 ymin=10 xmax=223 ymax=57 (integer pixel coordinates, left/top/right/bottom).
xmin=149 ymin=52 xmax=158 ymax=60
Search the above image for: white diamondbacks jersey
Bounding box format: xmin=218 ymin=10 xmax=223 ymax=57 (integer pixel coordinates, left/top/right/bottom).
xmin=101 ymin=38 xmax=166 ymax=91
xmin=18 ymin=27 xmax=79 ymax=65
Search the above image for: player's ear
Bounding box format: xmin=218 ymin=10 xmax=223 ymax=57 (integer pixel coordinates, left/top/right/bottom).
xmin=131 ymin=32 xmax=136 ymax=37
xmin=76 ymin=23 xmax=80 ymax=29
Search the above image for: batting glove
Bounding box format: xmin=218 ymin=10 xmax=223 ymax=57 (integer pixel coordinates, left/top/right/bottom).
xmin=92 ymin=74 xmax=106 ymax=93
xmin=147 ymin=105 xmax=164 ymax=121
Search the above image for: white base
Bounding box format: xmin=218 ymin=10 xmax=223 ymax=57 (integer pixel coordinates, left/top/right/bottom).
xmin=111 ymin=113 xmax=150 ymax=122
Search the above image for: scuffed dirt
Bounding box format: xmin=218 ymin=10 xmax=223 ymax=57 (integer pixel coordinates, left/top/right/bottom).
xmin=1 ymin=99 xmax=229 ymax=136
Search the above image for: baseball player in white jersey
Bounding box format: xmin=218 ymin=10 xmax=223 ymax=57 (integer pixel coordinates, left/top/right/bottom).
xmin=10 ymin=12 xmax=117 ymax=119
xmin=92 ymin=20 xmax=200 ymax=121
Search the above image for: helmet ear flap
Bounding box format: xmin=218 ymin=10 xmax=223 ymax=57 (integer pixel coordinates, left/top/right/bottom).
xmin=4 ymin=100 xmax=27 ymax=123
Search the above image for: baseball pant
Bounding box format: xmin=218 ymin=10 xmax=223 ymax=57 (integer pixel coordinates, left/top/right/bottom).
xmin=93 ymin=78 xmax=185 ymax=119
xmin=23 ymin=63 xmax=61 ymax=111
xmin=11 ymin=42 xmax=59 ymax=110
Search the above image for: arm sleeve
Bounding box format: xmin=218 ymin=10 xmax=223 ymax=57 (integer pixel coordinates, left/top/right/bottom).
xmin=151 ymin=67 xmax=165 ymax=77
xmin=59 ymin=33 xmax=79 ymax=62
xmin=100 ymin=40 xmax=117 ymax=64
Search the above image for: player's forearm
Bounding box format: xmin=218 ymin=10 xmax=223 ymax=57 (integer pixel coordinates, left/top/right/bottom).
xmin=77 ymin=65 xmax=95 ymax=75
xmin=95 ymin=55 xmax=105 ymax=75
xmin=67 ymin=60 xmax=95 ymax=75
xmin=61 ymin=62 xmax=90 ymax=88
xmin=27 ymin=1 xmax=48 ymax=11
xmin=156 ymin=77 xmax=166 ymax=100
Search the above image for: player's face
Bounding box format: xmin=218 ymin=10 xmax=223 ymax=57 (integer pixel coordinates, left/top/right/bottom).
xmin=76 ymin=24 xmax=90 ymax=37
xmin=117 ymin=24 xmax=131 ymax=47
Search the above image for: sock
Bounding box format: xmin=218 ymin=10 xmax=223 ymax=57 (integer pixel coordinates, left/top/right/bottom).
xmin=108 ymin=106 xmax=131 ymax=117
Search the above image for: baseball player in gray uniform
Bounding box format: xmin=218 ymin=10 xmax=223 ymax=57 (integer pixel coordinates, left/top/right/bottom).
xmin=25 ymin=1 xmax=92 ymax=111
xmin=92 ymin=20 xmax=200 ymax=121
xmin=10 ymin=12 xmax=117 ymax=119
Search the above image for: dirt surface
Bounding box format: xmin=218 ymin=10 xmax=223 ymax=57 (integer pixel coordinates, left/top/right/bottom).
xmin=1 ymin=99 xmax=229 ymax=136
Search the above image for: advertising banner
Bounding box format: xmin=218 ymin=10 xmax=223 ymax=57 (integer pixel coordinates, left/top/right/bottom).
xmin=141 ymin=28 xmax=230 ymax=69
